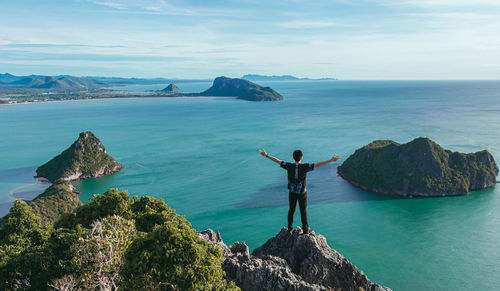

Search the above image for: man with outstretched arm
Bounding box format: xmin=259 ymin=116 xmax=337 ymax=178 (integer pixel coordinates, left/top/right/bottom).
xmin=259 ymin=149 xmax=341 ymax=234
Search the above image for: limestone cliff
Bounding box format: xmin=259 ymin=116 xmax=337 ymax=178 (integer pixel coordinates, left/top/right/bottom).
xmin=199 ymin=227 xmax=390 ymax=291
xmin=338 ymin=137 xmax=498 ymax=197
xmin=199 ymin=76 xmax=283 ymax=101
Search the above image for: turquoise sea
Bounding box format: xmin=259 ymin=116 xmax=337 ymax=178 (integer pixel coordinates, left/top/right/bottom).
xmin=1 ymin=80 xmax=500 ymax=290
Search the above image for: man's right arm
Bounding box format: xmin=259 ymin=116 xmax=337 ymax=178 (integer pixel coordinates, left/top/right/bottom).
xmin=258 ymin=149 xmax=282 ymax=165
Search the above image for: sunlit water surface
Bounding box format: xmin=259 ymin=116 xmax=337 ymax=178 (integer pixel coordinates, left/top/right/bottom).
xmin=2 ymin=80 xmax=500 ymax=290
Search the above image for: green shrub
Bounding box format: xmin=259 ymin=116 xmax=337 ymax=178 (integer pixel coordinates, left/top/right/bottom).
xmin=0 ymin=190 xmax=237 ymax=290
xmin=121 ymin=223 xmax=236 ymax=290
xmin=0 ymin=200 xmax=51 ymax=290
xmin=28 ymin=179 xmax=82 ymax=225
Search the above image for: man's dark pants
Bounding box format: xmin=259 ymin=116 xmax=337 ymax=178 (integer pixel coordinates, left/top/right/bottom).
xmin=288 ymin=192 xmax=308 ymax=231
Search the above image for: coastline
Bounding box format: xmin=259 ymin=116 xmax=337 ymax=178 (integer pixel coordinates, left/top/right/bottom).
xmin=337 ymin=166 xmax=496 ymax=198
xmin=0 ymin=95 xmax=238 ymax=106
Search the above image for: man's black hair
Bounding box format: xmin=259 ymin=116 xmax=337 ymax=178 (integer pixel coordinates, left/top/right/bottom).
xmin=293 ymin=149 xmax=303 ymax=162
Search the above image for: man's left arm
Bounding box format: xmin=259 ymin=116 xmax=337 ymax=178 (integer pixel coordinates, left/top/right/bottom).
xmin=314 ymin=155 xmax=341 ymax=168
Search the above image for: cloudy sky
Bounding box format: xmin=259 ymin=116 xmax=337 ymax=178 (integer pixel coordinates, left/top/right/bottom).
xmin=1 ymin=0 xmax=500 ymax=79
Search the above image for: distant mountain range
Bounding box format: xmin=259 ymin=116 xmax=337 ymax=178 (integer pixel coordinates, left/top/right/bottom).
xmin=0 ymin=73 xmax=22 ymax=83
xmin=11 ymin=76 xmax=105 ymax=90
xmin=241 ymin=74 xmax=337 ymax=81
xmin=0 ymin=73 xmax=107 ymax=91
xmin=0 ymin=73 xmax=211 ymax=91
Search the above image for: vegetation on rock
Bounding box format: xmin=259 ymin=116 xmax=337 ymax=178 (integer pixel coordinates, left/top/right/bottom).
xmin=28 ymin=179 xmax=82 ymax=225
xmin=0 ymin=189 xmax=237 ymax=290
xmin=338 ymin=137 xmax=499 ymax=196
xmin=36 ymin=131 xmax=123 ymax=182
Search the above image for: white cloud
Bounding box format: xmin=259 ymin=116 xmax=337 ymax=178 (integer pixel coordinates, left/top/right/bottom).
xmin=91 ymin=1 xmax=127 ymax=10
xmin=388 ymin=0 xmax=500 ymax=7
xmin=279 ymin=20 xmax=349 ymax=29
xmin=87 ymin=0 xmax=235 ymax=17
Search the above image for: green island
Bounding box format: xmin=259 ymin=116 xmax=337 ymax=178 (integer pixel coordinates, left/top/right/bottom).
xmin=338 ymin=137 xmax=499 ymax=197
xmin=197 ymin=76 xmax=283 ymax=101
xmin=36 ymin=131 xmax=123 ymax=182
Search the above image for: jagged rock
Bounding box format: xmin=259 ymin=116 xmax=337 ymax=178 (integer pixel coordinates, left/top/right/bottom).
xmin=338 ymin=137 xmax=499 ymax=197
xmin=36 ymin=131 xmax=123 ymax=182
xmin=198 ymin=228 xmax=390 ymax=291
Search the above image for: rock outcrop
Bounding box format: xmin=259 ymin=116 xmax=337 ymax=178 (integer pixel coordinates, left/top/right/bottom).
xmin=36 ymin=131 xmax=123 ymax=182
xmin=198 ymin=227 xmax=390 ymax=291
xmin=161 ymin=83 xmax=180 ymax=94
xmin=199 ymin=76 xmax=283 ymax=101
xmin=338 ymin=137 xmax=498 ymax=197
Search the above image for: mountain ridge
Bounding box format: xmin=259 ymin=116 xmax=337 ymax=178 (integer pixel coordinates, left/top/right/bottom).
xmin=241 ymin=74 xmax=337 ymax=81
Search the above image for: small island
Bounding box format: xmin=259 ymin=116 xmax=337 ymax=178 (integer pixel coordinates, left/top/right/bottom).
xmin=338 ymin=137 xmax=498 ymax=197
xmin=36 ymin=131 xmax=123 ymax=182
xmin=198 ymin=76 xmax=283 ymax=101
xmin=161 ymin=83 xmax=180 ymax=94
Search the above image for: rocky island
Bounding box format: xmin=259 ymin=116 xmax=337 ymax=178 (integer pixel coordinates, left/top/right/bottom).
xmin=338 ymin=137 xmax=498 ymax=197
xmin=198 ymin=76 xmax=283 ymax=101
xmin=36 ymin=131 xmax=123 ymax=182
xmin=161 ymin=83 xmax=180 ymax=94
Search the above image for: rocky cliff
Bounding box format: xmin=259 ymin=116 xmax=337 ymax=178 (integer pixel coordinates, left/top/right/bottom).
xmin=199 ymin=227 xmax=390 ymax=291
xmin=338 ymin=137 xmax=498 ymax=197
xmin=199 ymin=76 xmax=283 ymax=101
xmin=36 ymin=131 xmax=123 ymax=182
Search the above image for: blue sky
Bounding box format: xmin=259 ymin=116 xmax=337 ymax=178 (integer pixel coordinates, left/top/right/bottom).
xmin=1 ymin=0 xmax=500 ymax=79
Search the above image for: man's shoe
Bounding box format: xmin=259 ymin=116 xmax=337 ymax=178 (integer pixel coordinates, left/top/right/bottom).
xmin=287 ymin=227 xmax=294 ymax=234
xmin=302 ymin=228 xmax=313 ymax=235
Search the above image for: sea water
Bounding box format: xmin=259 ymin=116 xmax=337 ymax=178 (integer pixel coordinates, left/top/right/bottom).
xmin=1 ymin=80 xmax=500 ymax=290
